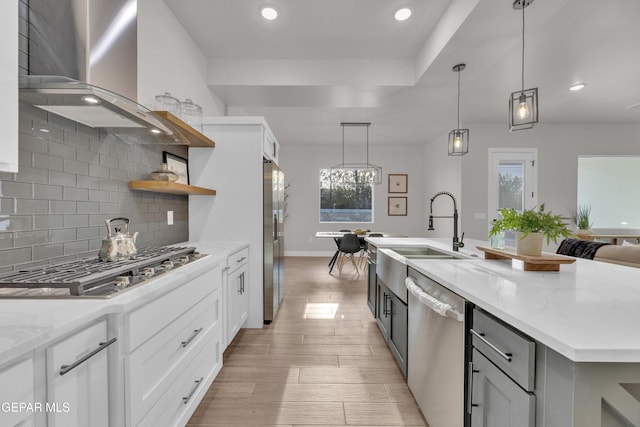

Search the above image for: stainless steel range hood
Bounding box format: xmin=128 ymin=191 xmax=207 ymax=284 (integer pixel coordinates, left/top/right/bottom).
xmin=20 ymin=75 xmax=184 ymax=145
xmin=19 ymin=0 xmax=188 ymax=145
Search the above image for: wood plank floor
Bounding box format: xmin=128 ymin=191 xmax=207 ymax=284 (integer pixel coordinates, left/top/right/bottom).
xmin=187 ymin=256 xmax=427 ymax=427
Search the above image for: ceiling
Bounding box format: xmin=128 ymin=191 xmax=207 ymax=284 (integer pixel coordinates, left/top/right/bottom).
xmin=164 ymin=0 xmax=640 ymax=147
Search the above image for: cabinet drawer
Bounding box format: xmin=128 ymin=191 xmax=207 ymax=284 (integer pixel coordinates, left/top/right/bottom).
xmin=139 ymin=328 xmax=222 ymax=427
xmin=0 ymin=356 xmax=35 ymax=426
xmin=471 ymin=309 xmax=535 ymax=391
xmin=128 ymin=265 xmax=221 ymax=351
xmin=127 ymin=288 xmax=221 ymax=426
xmin=228 ymin=246 xmax=249 ymax=270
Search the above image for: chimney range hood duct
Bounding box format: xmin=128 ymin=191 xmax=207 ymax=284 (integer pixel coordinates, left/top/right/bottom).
xmin=19 ymin=0 xmax=185 ymax=145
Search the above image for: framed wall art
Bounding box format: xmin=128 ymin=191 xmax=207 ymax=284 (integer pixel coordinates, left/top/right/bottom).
xmin=388 ymin=196 xmax=408 ymax=216
xmin=163 ymin=151 xmax=190 ymax=185
xmin=388 ymin=174 xmax=408 ymax=193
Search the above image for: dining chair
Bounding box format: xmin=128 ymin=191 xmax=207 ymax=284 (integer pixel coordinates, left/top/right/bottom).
xmin=328 ymin=230 xmax=352 ymax=273
xmin=337 ymin=233 xmax=362 ymax=275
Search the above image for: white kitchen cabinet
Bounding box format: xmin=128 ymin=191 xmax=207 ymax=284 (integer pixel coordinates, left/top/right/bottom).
xmin=125 ymin=263 xmax=224 ymax=427
xmin=0 ymin=355 xmax=37 ymax=426
xmin=263 ymin=127 xmax=279 ymax=163
xmin=46 ymin=319 xmax=114 ymax=427
xmin=226 ymin=247 xmax=249 ymax=344
xmin=190 ymin=117 xmax=282 ymax=329
xmin=0 ymin=0 xmax=19 ymax=173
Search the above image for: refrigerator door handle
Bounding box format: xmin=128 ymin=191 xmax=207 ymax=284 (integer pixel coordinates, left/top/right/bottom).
xmin=274 ymin=214 xmax=278 ymax=241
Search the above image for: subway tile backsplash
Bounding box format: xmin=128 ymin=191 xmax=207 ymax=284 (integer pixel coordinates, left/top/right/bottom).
xmin=0 ymin=104 xmax=190 ymax=272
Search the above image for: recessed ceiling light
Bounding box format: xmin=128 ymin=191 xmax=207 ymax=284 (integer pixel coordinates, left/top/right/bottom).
xmin=569 ymin=83 xmax=586 ymax=92
xmin=394 ymin=7 xmax=412 ymax=21
xmin=261 ymin=6 xmax=279 ymax=20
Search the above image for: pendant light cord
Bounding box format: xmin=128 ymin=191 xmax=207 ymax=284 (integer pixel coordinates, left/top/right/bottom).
xmin=521 ymin=1 xmax=526 ymax=92
xmin=457 ymin=68 xmax=461 ymax=129
xmin=366 ymin=125 xmax=369 ymax=165
xmin=341 ymin=124 xmax=345 ymax=165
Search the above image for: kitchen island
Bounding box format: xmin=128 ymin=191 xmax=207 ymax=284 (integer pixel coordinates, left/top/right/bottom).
xmin=368 ymin=237 xmax=640 ymax=426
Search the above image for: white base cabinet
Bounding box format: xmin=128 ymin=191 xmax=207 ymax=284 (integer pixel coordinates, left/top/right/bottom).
xmin=226 ymin=246 xmax=249 ymax=345
xmin=46 ymin=320 xmax=113 ymax=427
xmin=0 ymin=356 xmax=37 ymax=426
xmin=125 ymin=263 xmax=224 ymax=427
xmin=0 ymin=255 xmax=230 ymax=427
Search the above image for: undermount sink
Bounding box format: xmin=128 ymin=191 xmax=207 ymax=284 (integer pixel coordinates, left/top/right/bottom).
xmin=387 ymin=247 xmax=458 ymax=259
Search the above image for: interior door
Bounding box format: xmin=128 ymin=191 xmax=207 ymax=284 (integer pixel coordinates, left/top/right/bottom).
xmin=488 ymin=149 xmax=537 ymax=246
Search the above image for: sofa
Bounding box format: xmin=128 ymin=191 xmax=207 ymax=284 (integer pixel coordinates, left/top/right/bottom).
xmin=557 ymin=238 xmax=640 ymax=268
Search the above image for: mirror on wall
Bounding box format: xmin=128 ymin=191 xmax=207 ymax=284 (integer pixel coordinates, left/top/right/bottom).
xmin=577 ymin=156 xmax=640 ymax=230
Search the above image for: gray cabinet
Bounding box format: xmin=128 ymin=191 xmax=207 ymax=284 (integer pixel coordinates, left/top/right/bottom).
xmin=366 ymin=244 xmax=377 ymax=316
xmin=376 ymin=280 xmax=391 ymax=338
xmin=468 ymin=308 xmax=536 ymax=427
xmin=376 ymin=280 xmax=407 ymax=377
xmin=470 ymin=348 xmax=535 ymax=427
xmin=388 ymin=291 xmax=407 ymax=376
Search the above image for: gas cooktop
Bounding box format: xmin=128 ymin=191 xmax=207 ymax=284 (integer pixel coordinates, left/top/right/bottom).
xmin=0 ymin=246 xmax=206 ymax=298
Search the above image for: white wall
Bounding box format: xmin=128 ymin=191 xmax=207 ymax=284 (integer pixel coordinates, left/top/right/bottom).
xmin=279 ymin=144 xmax=426 ymax=255
xmin=454 ymin=122 xmax=640 ymax=243
xmin=137 ymin=0 xmax=225 ymax=115
xmin=423 ymin=134 xmax=463 ymax=239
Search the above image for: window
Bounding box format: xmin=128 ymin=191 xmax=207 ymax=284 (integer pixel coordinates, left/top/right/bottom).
xmin=319 ymin=169 xmax=373 ymax=223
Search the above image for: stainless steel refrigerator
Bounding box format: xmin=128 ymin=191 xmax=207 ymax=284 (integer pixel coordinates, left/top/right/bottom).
xmin=263 ymin=159 xmax=285 ymax=324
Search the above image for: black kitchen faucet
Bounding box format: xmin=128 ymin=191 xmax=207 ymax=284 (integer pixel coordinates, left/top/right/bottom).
xmin=428 ymin=191 xmax=465 ymax=252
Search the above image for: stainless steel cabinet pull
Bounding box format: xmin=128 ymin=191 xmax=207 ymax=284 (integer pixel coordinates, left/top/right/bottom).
xmin=236 ymin=256 xmax=246 ymax=263
xmin=466 ymin=362 xmax=479 ymax=414
xmin=383 ymin=293 xmax=391 ymax=317
xmin=181 ymin=328 xmax=203 ymax=348
xmin=183 ymin=377 xmax=204 ymax=404
xmin=470 ymin=329 xmax=513 ymax=362
xmin=241 ymin=272 xmax=245 ymax=293
xmin=59 ymin=337 xmax=117 ymax=376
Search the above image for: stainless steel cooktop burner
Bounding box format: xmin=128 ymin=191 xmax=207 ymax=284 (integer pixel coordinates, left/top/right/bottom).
xmin=0 ymin=246 xmax=205 ymax=299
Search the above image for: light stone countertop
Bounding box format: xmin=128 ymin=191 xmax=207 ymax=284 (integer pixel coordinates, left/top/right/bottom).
xmin=0 ymin=240 xmax=247 ymax=367
xmin=367 ymin=236 xmax=640 ymax=363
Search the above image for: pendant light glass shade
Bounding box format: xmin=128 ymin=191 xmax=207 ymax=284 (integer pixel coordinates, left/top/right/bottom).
xmin=330 ymin=122 xmax=382 ymax=185
xmin=509 ymin=87 xmax=538 ymax=130
xmin=448 ymin=63 xmax=469 ymax=156
xmin=509 ymin=0 xmax=539 ymax=131
xmin=448 ymin=129 xmax=469 ymax=156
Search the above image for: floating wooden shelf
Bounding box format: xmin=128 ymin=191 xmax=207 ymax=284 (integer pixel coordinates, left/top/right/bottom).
xmin=476 ymin=246 xmax=576 ymax=272
xmin=129 ymin=180 xmax=216 ymax=196
xmin=153 ymin=111 xmax=215 ymax=147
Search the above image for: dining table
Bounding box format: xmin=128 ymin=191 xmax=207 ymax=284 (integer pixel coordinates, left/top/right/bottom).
xmin=314 ymin=231 xmax=408 ymax=272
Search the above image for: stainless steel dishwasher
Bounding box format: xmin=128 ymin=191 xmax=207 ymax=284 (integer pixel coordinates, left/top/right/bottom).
xmin=406 ymin=267 xmax=466 ymax=427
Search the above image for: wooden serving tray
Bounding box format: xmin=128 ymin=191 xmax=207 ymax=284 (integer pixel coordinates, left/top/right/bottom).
xmin=476 ymin=246 xmax=576 ymax=271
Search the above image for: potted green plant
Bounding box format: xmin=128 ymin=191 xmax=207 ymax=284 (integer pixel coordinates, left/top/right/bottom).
xmin=489 ymin=204 xmax=571 ymax=256
xmin=572 ymin=204 xmax=593 ymax=240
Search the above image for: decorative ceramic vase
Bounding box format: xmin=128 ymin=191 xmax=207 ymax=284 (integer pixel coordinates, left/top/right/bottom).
xmin=576 ymin=228 xmax=594 ymax=240
xmin=515 ymin=231 xmax=543 ymax=257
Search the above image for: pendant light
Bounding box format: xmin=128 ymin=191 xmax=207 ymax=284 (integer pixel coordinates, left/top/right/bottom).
xmin=330 ymin=122 xmax=382 ymax=185
xmin=509 ymin=0 xmax=538 ymax=131
xmin=448 ymin=63 xmax=469 ymax=156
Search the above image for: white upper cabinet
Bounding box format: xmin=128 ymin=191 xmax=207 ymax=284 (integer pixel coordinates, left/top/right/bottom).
xmin=0 ymin=2 xmax=18 ymax=173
